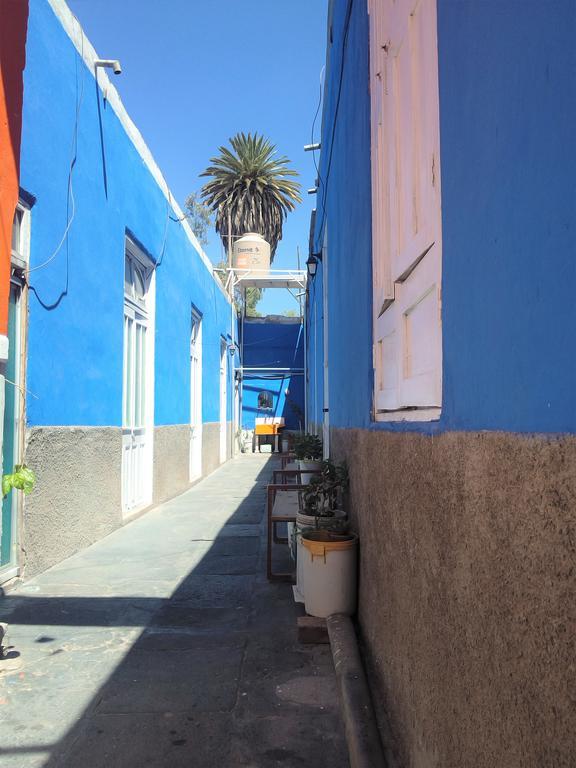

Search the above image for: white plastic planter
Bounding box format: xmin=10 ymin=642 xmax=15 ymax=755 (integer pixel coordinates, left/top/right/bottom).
xmin=298 ymin=460 xmax=321 ymax=484
xmin=301 ymin=531 xmax=358 ymax=618
xmin=294 ymin=511 xmax=347 ymax=600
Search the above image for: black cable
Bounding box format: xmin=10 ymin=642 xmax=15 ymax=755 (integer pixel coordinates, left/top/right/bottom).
xmin=311 ymin=69 xmax=324 ymax=187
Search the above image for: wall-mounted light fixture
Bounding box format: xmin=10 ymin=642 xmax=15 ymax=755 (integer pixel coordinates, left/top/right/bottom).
xmin=304 ymin=143 xmax=321 ymax=152
xmin=228 ymin=342 xmax=237 ymax=356
xmin=94 ymin=59 xmax=122 ymax=75
xmin=306 ymin=254 xmax=318 ymax=278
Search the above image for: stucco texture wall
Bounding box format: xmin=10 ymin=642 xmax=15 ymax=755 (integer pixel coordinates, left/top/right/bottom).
xmin=202 ymin=422 xmax=224 ymax=479
xmin=23 ymin=427 xmax=122 ymax=577
xmin=152 ymin=425 xmax=189 ymax=505
xmin=333 ymin=428 xmax=575 ymax=768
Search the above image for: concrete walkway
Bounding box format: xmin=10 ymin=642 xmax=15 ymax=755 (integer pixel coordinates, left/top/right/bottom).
xmin=0 ymin=455 xmax=349 ymax=768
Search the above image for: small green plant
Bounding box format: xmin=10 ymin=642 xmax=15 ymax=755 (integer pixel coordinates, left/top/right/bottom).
xmin=293 ymin=433 xmax=322 ymax=461
xmin=302 ymin=460 xmax=348 ymax=519
xmin=2 ymin=465 xmax=36 ymax=499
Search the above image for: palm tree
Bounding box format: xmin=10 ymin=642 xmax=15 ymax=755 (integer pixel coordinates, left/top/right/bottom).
xmin=199 ymin=132 xmax=301 ymax=261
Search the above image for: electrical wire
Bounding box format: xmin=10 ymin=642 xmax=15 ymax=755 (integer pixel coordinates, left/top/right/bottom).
xmin=311 ymin=66 xmax=325 ymax=185
xmin=314 ymin=0 xmax=354 ymax=245
xmin=155 ymin=192 xmax=172 ymax=269
xmin=27 ymin=16 xmax=85 ymax=275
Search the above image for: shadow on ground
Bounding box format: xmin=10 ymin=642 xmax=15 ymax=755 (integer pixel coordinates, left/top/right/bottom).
xmin=0 ymin=455 xmax=348 ymax=768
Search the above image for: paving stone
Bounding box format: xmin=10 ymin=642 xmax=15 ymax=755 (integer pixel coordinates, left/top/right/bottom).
xmin=0 ymin=595 xmax=164 ymax=629
xmin=191 ymin=553 xmax=259 ymax=575
xmin=150 ymin=603 xmax=250 ymax=631
xmin=198 ymin=536 xmax=260 ymax=558
xmin=235 ymin=640 xmax=339 ymax=717
xmin=230 ymin=714 xmax=348 ymax=768
xmin=51 ymin=712 xmax=235 ymax=768
xmin=96 ymin=645 xmax=245 ymax=714
xmin=138 ymin=627 xmax=246 ymax=652
xmin=169 ymin=574 xmax=255 ymax=607
xmin=0 ymin=456 xmax=349 ymax=768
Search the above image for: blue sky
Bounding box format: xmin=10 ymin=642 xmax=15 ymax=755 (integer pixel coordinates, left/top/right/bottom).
xmin=67 ymin=0 xmax=327 ymax=315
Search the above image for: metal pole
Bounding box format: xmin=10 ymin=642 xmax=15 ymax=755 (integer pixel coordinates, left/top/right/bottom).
xmin=322 ymin=229 xmax=329 ymax=460
xmin=303 ymin=287 xmax=307 ymax=433
xmin=296 ymin=246 xmax=302 ymax=319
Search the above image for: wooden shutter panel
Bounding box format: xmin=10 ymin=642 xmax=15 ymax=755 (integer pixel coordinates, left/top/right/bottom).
xmin=397 ymin=243 xmax=442 ymax=407
xmin=370 ymin=0 xmax=442 ymax=416
xmin=374 ymin=305 xmax=400 ymax=412
xmin=369 ymin=0 xmax=394 ymax=315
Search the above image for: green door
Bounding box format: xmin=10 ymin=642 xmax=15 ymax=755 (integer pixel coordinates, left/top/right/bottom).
xmin=1 ymin=284 xmax=21 ymax=570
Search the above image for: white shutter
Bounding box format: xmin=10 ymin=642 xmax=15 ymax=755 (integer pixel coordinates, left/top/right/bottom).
xmin=369 ymin=0 xmax=393 ymax=314
xmin=369 ymin=0 xmax=442 ymax=417
xmin=397 ymin=243 xmax=441 ymax=407
xmin=374 ymin=307 xmax=400 ymax=411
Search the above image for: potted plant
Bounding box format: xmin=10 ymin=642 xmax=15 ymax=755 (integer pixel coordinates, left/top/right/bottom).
xmin=294 ymin=460 xmax=349 ymax=602
xmin=293 ymin=433 xmax=322 ymax=484
xmin=300 ymin=528 xmax=358 ymax=618
xmin=298 ymin=460 xmax=349 ymax=532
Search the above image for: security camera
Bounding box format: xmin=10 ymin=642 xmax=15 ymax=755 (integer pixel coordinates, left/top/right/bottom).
xmin=94 ymin=59 xmax=122 ymax=76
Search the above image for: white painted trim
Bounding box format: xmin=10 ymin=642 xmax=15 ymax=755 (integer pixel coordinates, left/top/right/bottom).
xmin=0 ymin=565 xmax=20 ymax=585
xmin=122 ymin=238 xmax=155 ymax=516
xmin=189 ymin=310 xmax=203 ymax=482
xmin=11 ymin=200 xmax=31 ymax=271
xmin=46 ymin=0 xmax=231 ymax=306
xmin=374 ymin=407 xmax=441 ymax=423
xmin=219 ymin=338 xmax=227 ymax=464
xmin=0 ymin=335 xmax=9 ymax=363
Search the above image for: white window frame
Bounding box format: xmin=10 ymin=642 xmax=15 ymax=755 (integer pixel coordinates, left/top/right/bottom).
xmin=122 ymin=237 xmax=155 ymax=516
xmin=11 ymin=201 xmax=31 ymax=275
xmin=0 ymin=200 xmax=30 ymax=582
xmin=219 ymin=338 xmax=227 ymax=464
xmin=189 ymin=308 xmax=203 ymax=482
xmin=369 ymin=0 xmax=442 ymax=423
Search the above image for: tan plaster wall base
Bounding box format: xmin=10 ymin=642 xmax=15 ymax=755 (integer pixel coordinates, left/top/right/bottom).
xmin=332 ymin=428 xmax=575 ymax=768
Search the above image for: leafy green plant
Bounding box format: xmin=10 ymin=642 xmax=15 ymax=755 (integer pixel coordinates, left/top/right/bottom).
xmin=2 ymin=465 xmax=36 ymax=498
xmin=293 ymin=433 xmax=322 ymax=461
xmin=302 ymin=460 xmax=348 ymax=518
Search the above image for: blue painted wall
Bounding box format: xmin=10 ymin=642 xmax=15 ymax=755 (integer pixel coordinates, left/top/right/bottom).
xmin=308 ymin=0 xmax=373 ymax=432
xmin=241 ymin=319 xmax=304 ymax=430
xmin=21 ymin=0 xmax=233 ymax=428
xmin=309 ymin=0 xmax=576 ymax=435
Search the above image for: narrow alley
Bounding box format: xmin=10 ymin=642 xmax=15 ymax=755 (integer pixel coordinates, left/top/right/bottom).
xmin=1 ymin=0 xmax=574 ymax=764
xmin=0 ymin=455 xmax=348 ymax=768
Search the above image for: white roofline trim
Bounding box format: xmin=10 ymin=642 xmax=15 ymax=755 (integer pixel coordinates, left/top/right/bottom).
xmin=46 ymin=0 xmax=231 ymax=305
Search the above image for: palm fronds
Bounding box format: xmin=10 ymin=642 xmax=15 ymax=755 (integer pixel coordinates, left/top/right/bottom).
xmin=200 ymin=132 xmax=301 ymax=260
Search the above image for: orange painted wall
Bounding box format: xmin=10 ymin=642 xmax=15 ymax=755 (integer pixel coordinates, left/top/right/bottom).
xmin=0 ymin=0 xmax=28 ymax=337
